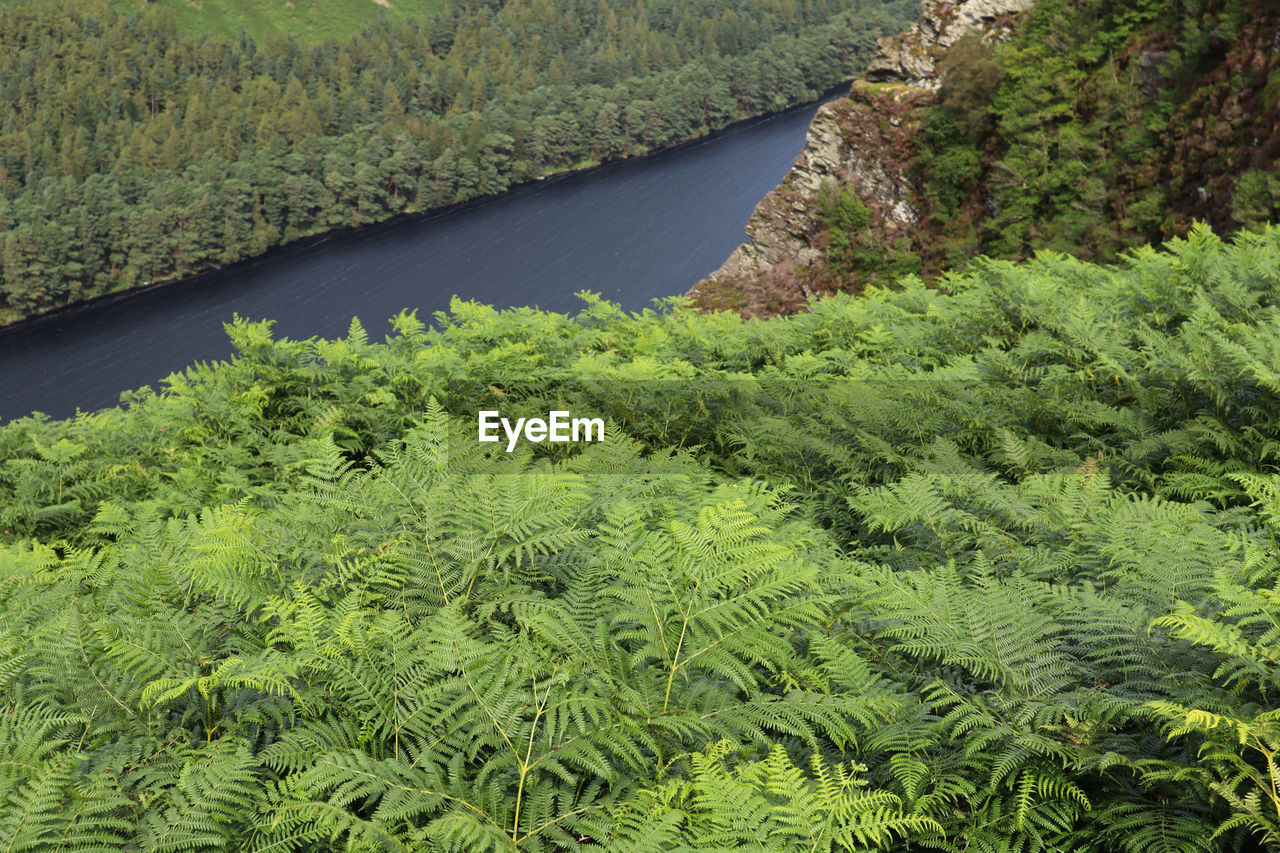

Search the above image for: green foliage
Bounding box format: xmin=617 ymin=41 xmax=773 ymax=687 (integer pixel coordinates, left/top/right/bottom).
xmin=0 ymin=0 xmax=919 ymax=323
xmin=108 ymin=0 xmax=449 ymax=42
xmin=934 ymin=34 xmax=1006 ymax=141
xmin=1232 ymin=171 xmax=1280 ymax=232
xmin=815 ymin=178 xmax=922 ymax=284
xmin=1145 ymin=473 xmax=1280 ymax=847
xmin=816 ymin=180 xmax=872 ymax=276
xmin=816 ymin=180 xmax=873 ymax=234
xmin=585 ymin=741 xmax=942 ymax=850
xmin=5 ymin=225 xmax=1280 ymax=847
xmin=807 ymin=0 xmax=1280 ymax=295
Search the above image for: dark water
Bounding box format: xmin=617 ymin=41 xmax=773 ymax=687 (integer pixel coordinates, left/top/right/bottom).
xmin=0 ymin=96 xmax=832 ymax=423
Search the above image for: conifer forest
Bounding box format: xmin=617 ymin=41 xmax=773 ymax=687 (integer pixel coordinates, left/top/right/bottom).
xmin=0 ymin=0 xmax=915 ymax=322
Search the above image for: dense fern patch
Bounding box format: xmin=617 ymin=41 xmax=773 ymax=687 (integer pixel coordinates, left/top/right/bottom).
xmin=2 ymin=225 xmax=1280 ymax=849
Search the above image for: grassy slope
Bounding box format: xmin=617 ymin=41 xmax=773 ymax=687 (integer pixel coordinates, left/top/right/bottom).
xmin=110 ymin=0 xmax=447 ymax=41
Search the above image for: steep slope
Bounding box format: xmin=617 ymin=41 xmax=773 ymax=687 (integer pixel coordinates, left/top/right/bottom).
xmin=863 ymin=0 xmax=1032 ymax=87
xmin=104 ymin=0 xmax=448 ymax=41
xmin=692 ymin=0 xmax=1280 ymax=317
xmin=687 ymin=84 xmax=930 ymax=316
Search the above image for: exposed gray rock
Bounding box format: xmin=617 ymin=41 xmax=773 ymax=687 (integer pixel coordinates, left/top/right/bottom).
xmin=712 ymin=105 xmax=849 ymax=280
xmin=697 ymin=92 xmax=923 ymax=289
xmin=1137 ymin=49 xmax=1171 ymax=98
xmin=865 ymin=0 xmax=1035 ymax=89
xmin=690 ymin=0 xmax=1037 ymax=313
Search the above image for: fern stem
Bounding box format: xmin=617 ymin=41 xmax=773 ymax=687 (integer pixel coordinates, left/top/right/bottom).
xmin=513 ymin=669 xmax=552 ymax=847
xmin=663 ymin=619 xmax=690 ymax=714
xmin=1257 ymin=736 xmax=1280 ymax=836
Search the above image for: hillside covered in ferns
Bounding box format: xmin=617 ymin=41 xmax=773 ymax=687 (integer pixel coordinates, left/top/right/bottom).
xmin=2 ymin=226 xmax=1280 ymax=849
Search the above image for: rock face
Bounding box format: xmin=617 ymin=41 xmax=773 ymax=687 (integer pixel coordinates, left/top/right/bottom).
xmin=709 ymin=103 xmax=859 ymax=282
xmin=689 ymin=0 xmax=1035 ymax=316
xmin=865 ymin=0 xmax=1035 ymax=89
xmin=689 ymin=88 xmax=928 ymax=316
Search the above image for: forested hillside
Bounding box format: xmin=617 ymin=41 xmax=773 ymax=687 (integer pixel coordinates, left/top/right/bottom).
xmin=107 ymin=0 xmax=450 ymax=42
xmin=0 ymin=0 xmax=916 ymax=324
xmin=2 ymin=225 xmax=1280 ymax=849
xmin=914 ymin=0 xmax=1280 ymax=262
xmin=693 ymin=0 xmax=1280 ymax=315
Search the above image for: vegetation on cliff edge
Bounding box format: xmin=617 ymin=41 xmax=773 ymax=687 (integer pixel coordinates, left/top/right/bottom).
xmin=699 ymin=0 xmax=1280 ymax=316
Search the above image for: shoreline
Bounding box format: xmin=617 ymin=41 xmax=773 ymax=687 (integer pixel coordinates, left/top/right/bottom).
xmin=0 ymin=83 xmax=851 ymax=337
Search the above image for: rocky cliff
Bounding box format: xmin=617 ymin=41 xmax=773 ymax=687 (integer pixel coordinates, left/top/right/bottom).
xmin=688 ymin=85 xmax=929 ymax=316
xmin=689 ymin=0 xmax=1034 ymax=316
xmin=864 ymin=0 xmax=1033 ymax=88
xmin=692 ymin=0 xmax=1280 ymax=318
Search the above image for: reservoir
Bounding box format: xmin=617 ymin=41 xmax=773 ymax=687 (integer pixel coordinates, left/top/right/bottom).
xmin=0 ymin=95 xmax=833 ymax=423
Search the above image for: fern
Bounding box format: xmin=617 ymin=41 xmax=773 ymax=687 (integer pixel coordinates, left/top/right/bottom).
xmin=4 ymin=226 xmax=1280 ymax=848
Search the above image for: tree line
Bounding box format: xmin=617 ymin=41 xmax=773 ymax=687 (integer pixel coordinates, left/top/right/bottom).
xmin=0 ymin=0 xmax=918 ymax=321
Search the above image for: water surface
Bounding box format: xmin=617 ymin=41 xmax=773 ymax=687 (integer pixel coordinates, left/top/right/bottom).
xmin=0 ymin=96 xmax=833 ymax=422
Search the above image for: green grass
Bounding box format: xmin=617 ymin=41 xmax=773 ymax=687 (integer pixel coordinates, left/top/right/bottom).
xmin=112 ymin=0 xmax=448 ymax=42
